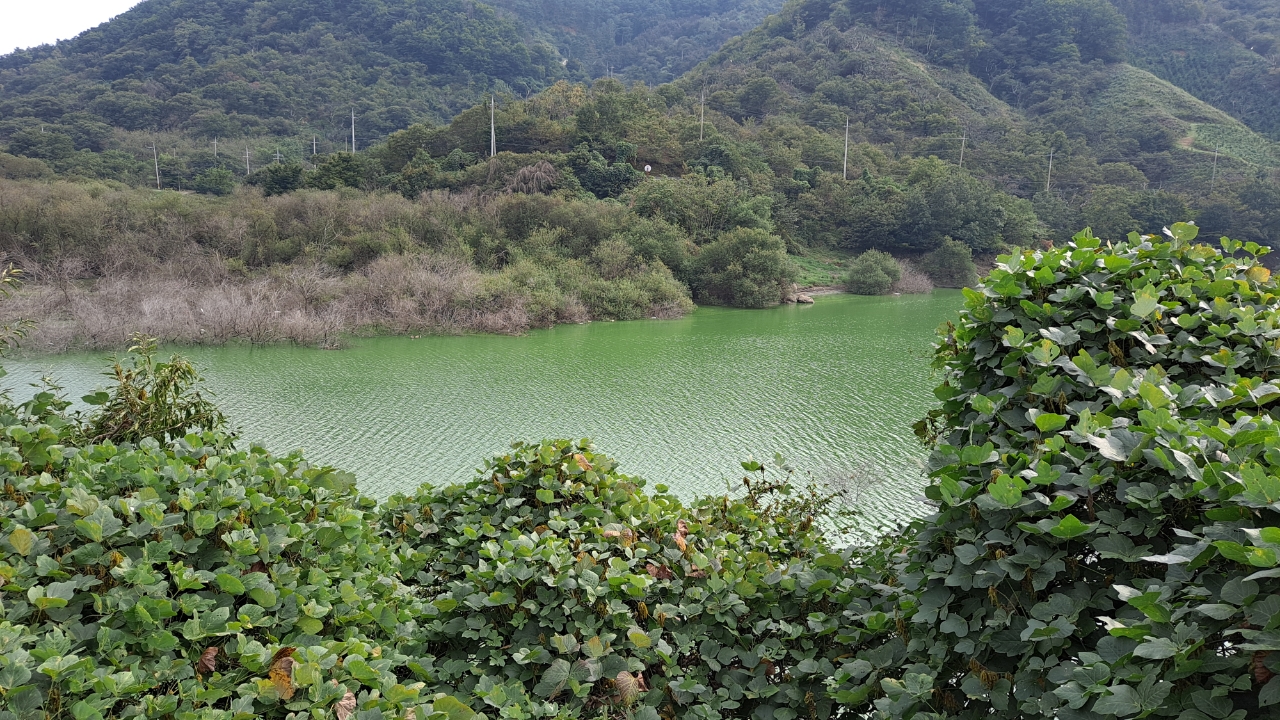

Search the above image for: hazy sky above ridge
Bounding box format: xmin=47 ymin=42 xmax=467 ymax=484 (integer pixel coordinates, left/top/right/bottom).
xmin=1 ymin=1 xmax=144 ymax=54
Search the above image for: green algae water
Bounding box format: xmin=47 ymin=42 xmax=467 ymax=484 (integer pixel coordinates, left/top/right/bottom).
xmin=3 ymin=292 xmax=959 ymax=533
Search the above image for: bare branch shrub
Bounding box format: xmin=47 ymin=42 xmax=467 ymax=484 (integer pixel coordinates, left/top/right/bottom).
xmin=890 ymin=259 xmax=935 ymax=294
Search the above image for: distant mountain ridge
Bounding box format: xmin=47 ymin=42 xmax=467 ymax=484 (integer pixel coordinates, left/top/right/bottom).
xmin=0 ymin=0 xmax=785 ymax=150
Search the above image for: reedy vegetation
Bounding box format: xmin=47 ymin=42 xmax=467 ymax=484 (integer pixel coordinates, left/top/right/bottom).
xmin=0 ymin=181 xmax=701 ymax=351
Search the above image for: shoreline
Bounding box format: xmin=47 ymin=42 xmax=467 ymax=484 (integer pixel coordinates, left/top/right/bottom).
xmin=4 ymin=284 xmax=853 ymax=358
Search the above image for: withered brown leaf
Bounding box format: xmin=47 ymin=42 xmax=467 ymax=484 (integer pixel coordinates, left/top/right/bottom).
xmin=615 ymin=671 xmax=640 ymax=705
xmin=268 ymin=647 xmax=297 ymax=700
xmin=674 ymin=518 xmax=690 ymax=552
xmin=646 ymin=563 xmax=674 ymax=580
xmin=334 ymin=690 xmax=357 ymax=720
xmin=197 ymin=646 xmax=219 ymax=677
xmin=574 ymin=453 xmax=593 ymax=471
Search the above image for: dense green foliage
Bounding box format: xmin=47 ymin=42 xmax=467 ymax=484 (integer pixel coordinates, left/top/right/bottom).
xmin=0 ymin=0 xmax=563 ymax=147
xmin=831 ymin=223 xmax=1280 ymax=718
xmin=922 ymin=237 xmax=979 ymax=289
xmin=845 ymin=250 xmax=901 ymax=296
xmin=486 ymin=0 xmax=786 ymax=83
xmin=22 ymin=223 xmax=1280 ymax=718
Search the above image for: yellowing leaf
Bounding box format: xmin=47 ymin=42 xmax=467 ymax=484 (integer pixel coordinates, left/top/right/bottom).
xmin=7 ymin=527 xmax=34 ymax=555
xmin=627 ymin=628 xmax=652 ymax=649
xmin=1248 ymin=266 xmax=1272 ymax=284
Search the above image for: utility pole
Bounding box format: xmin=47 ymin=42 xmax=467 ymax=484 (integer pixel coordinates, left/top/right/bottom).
xmin=1210 ymin=143 xmax=1221 ymax=194
xmin=274 ymin=149 xmax=283 ymax=163
xmin=312 ymin=135 xmax=317 ymax=156
xmin=212 ymin=137 xmax=218 ymax=158
xmin=1045 ymin=149 xmax=1055 ymax=193
xmin=147 ymin=144 xmax=160 ymax=189
xmin=843 ymin=116 xmax=850 ymax=180
xmin=244 ymin=148 xmax=252 ymax=176
xmin=351 ymin=107 xmax=356 ymax=153
xmin=490 ymin=95 xmax=497 ymax=158
xmin=699 ymin=89 xmax=706 ymax=142
xmin=958 ymin=129 xmax=968 ymax=170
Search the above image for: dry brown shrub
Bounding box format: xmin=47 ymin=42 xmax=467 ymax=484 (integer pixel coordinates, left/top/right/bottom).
xmin=891 ymin=260 xmax=935 ymax=295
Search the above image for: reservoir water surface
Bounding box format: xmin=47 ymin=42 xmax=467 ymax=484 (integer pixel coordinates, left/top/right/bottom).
xmin=3 ymin=291 xmax=960 ymax=533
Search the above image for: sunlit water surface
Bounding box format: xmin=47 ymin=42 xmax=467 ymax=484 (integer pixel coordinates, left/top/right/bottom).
xmin=4 ymin=292 xmax=960 ymax=535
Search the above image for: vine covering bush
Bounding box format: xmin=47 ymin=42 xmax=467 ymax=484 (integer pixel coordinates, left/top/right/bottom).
xmin=839 ymin=223 xmax=1280 ymax=719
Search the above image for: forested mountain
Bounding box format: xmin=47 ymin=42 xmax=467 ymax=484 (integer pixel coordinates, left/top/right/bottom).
xmin=485 ymin=0 xmax=785 ymax=83
xmin=664 ymin=0 xmax=1280 ymax=246
xmin=0 ymin=0 xmax=565 ymax=150
xmin=1 ymin=0 xmax=1279 ymax=307
xmin=0 ymin=0 xmax=785 ymax=157
xmin=1115 ymin=0 xmax=1280 ymax=140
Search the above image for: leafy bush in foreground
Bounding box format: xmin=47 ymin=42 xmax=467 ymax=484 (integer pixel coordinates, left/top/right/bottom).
xmin=0 ymin=412 xmax=462 ymax=719
xmin=847 ymin=224 xmax=1280 ymax=719
xmin=378 ymin=444 xmax=884 ymax=719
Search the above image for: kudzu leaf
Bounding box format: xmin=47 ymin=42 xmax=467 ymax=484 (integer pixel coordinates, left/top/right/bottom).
xmin=534 ymin=659 xmax=571 ymax=698
xmin=1195 ymin=604 xmax=1238 ymax=620
xmin=7 ymin=526 xmax=34 ymax=555
xmin=616 ymin=671 xmax=640 ymax=705
xmin=431 ymin=696 xmax=478 ymax=720
xmin=1130 ymin=285 xmax=1161 ymax=318
xmin=197 ymin=647 xmax=218 ymax=676
xmin=960 ymin=443 xmax=997 ymax=465
xmin=1090 ymin=681 xmax=1141 ymax=712
xmin=1034 ymin=413 xmax=1069 ymax=434
xmin=1088 ymin=429 xmax=1144 ymax=462
xmin=1040 ymin=327 xmax=1081 ymax=346
xmin=627 ymin=628 xmax=652 ymax=649
xmin=989 ymin=476 xmax=1023 ymax=508
xmin=1134 ymin=637 xmax=1177 ymax=659
xmin=1049 ymin=515 xmax=1092 ymax=539
xmin=215 ymin=573 xmax=246 ymax=595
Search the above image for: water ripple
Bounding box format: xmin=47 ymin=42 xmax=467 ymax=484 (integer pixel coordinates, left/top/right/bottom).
xmin=3 ymin=292 xmax=960 ymax=533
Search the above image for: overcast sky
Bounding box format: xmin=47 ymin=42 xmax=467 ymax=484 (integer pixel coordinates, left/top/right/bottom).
xmin=1 ymin=1 xmax=145 ymax=54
